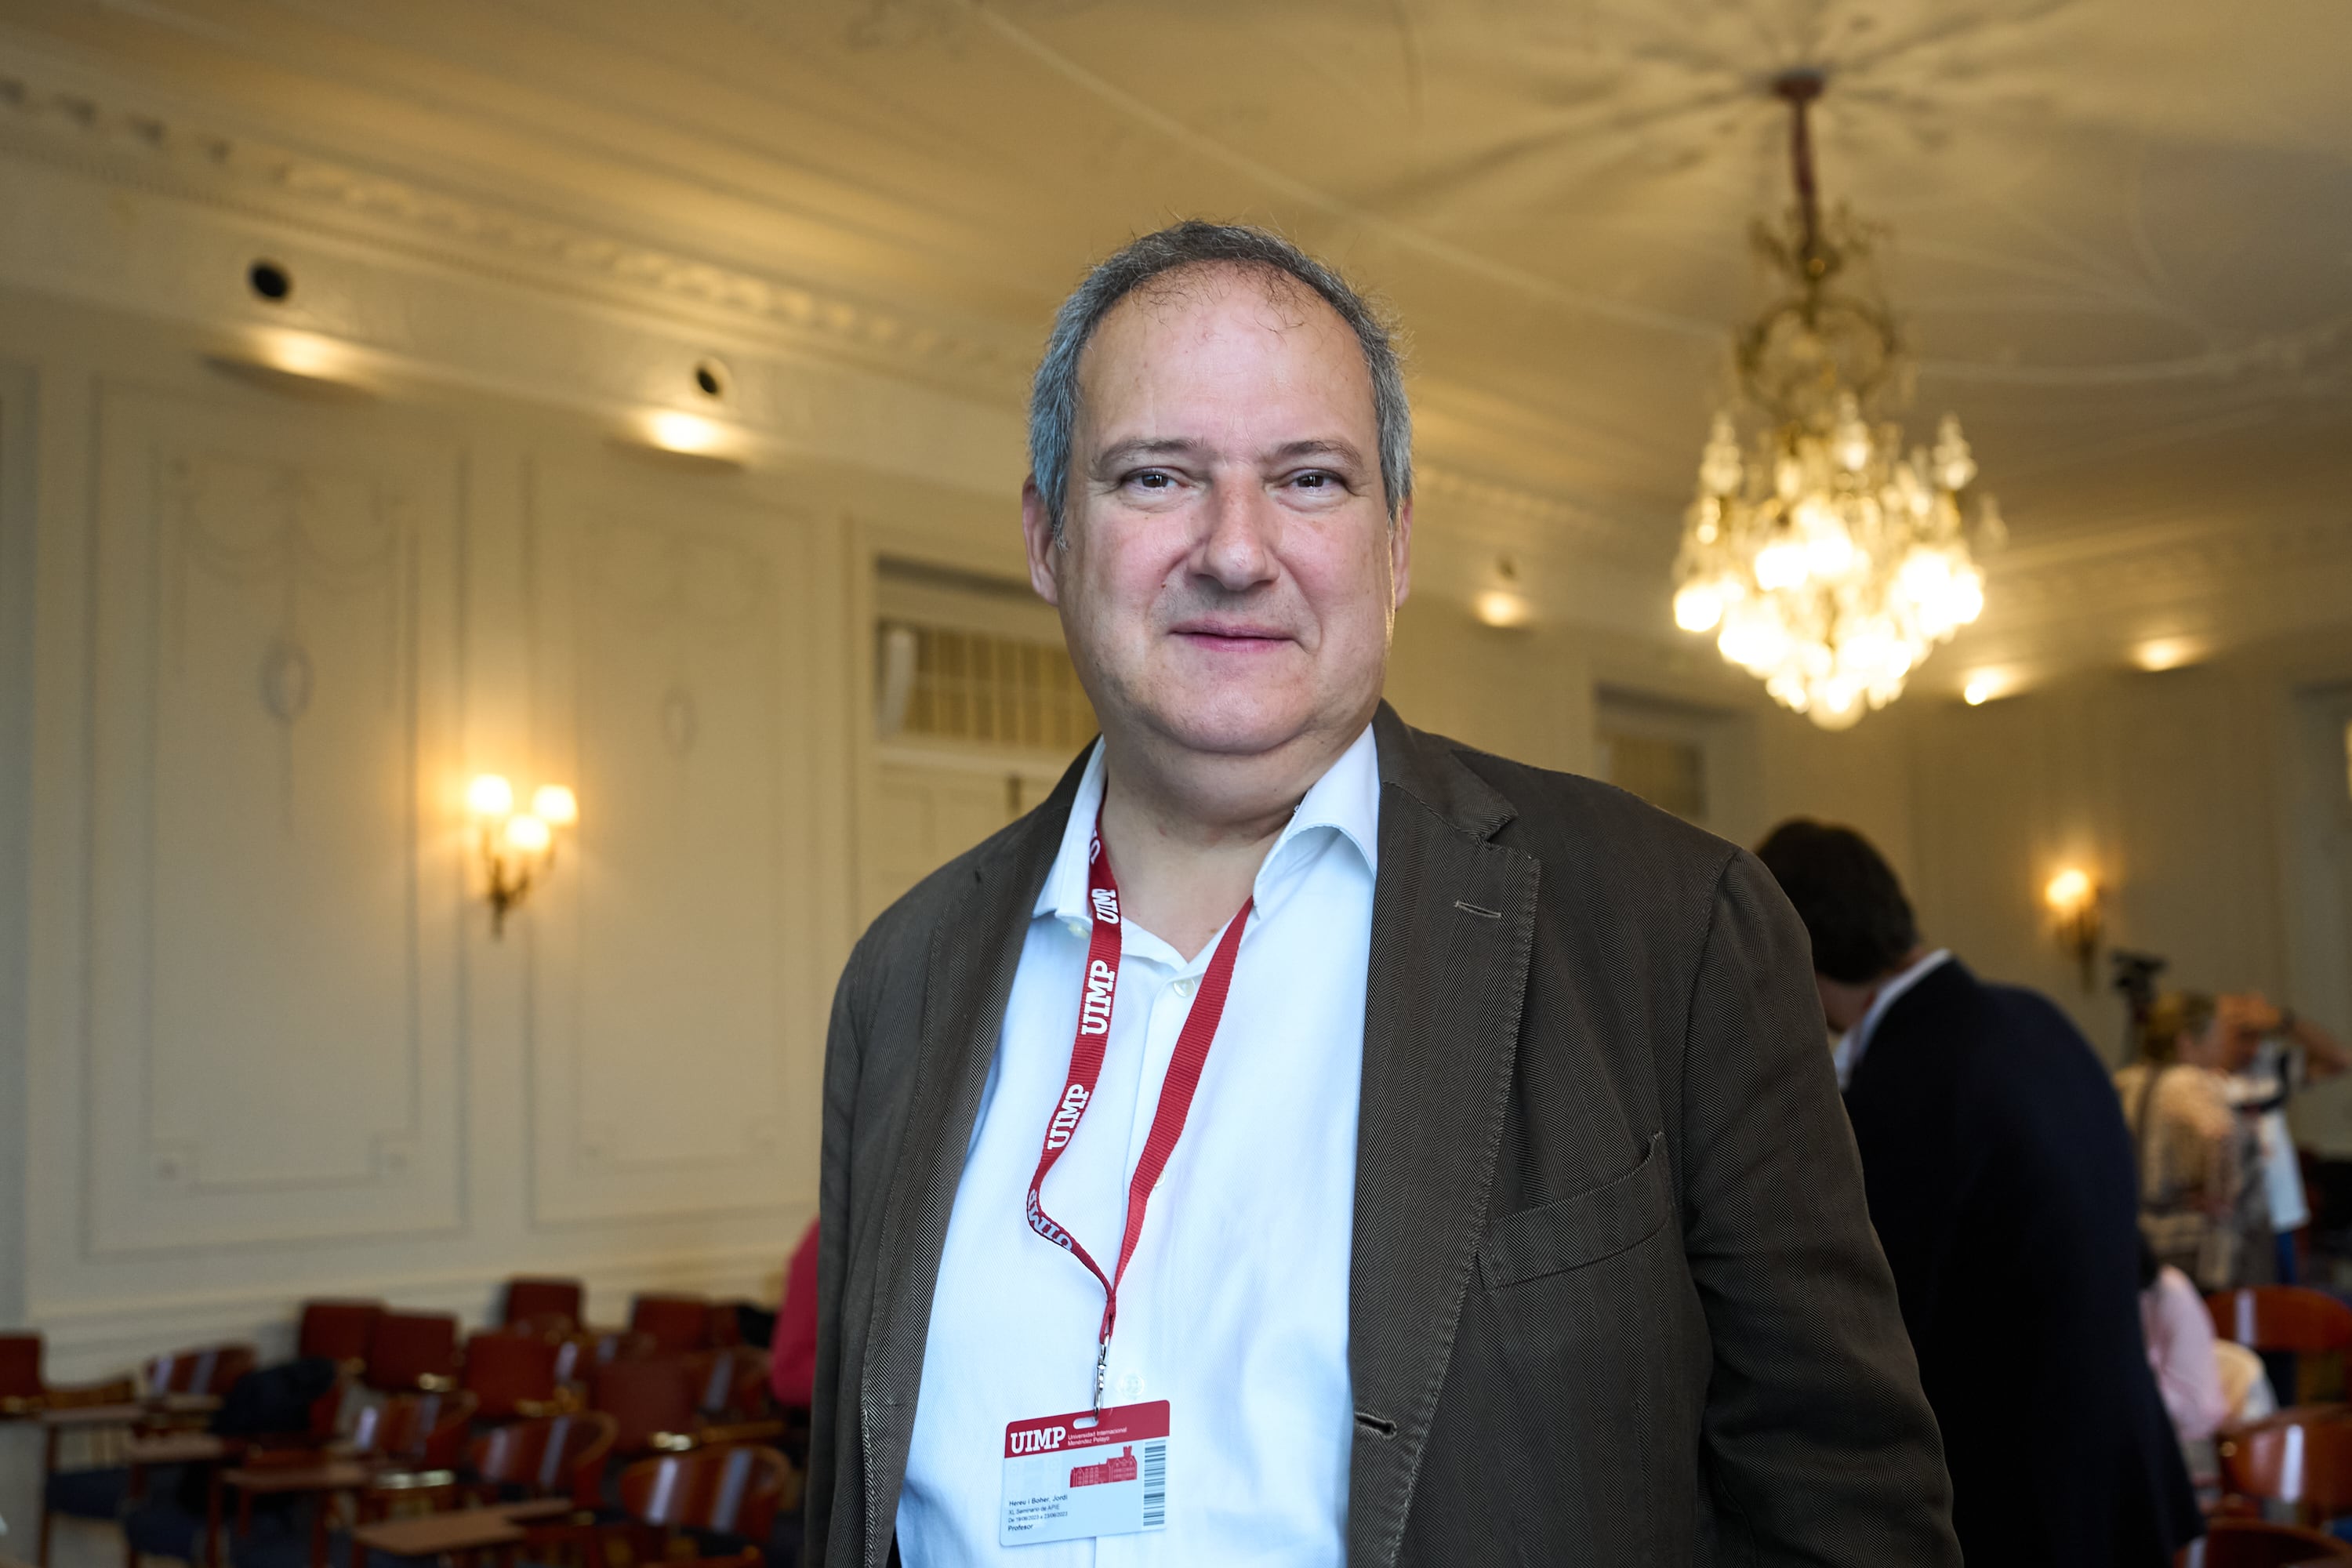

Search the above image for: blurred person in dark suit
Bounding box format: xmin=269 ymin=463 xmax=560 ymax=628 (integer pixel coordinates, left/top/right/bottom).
xmin=1759 ymin=819 xmax=2200 ymax=1568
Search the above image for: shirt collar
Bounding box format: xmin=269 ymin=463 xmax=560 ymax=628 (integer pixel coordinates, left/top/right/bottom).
xmin=1032 ymin=723 xmax=1381 ymax=927
xmin=1834 ymin=948 xmax=1953 ymax=1091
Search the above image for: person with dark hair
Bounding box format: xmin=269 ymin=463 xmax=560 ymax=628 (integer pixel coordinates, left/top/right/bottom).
xmin=1757 ymin=818 xmax=2201 ymax=1568
xmin=805 ymin=227 xmax=1959 ymax=1566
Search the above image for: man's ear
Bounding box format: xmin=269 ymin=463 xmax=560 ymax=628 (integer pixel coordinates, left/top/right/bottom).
xmin=1389 ymin=494 xmax=1414 ymax=610
xmin=1020 ymin=477 xmax=1062 ymax=607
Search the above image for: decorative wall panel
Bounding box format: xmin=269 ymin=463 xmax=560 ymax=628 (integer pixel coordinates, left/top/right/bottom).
xmin=528 ymin=470 xmax=826 ymax=1224
xmin=85 ymin=387 xmax=464 ymax=1253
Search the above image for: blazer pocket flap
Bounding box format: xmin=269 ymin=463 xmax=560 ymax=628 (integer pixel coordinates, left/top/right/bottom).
xmin=1479 ymin=1131 xmax=1671 ymax=1290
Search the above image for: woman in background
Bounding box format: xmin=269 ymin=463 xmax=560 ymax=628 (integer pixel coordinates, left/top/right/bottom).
xmin=2115 ymin=993 xmax=2269 ymax=1291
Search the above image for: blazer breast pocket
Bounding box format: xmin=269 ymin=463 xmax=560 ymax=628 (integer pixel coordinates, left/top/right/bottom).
xmin=1478 ymin=1131 xmax=1672 ymax=1290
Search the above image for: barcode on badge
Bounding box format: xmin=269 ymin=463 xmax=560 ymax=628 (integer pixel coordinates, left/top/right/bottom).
xmin=1141 ymin=1439 xmax=1167 ymax=1527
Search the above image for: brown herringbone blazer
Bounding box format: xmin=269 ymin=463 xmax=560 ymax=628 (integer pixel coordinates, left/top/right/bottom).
xmin=808 ymin=705 xmax=1958 ymax=1566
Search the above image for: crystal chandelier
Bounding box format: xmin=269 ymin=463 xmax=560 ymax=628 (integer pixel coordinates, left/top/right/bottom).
xmin=1672 ymin=71 xmax=2002 ymax=730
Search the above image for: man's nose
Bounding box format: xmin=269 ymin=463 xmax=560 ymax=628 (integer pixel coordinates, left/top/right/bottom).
xmin=1191 ymin=477 xmax=1279 ymax=591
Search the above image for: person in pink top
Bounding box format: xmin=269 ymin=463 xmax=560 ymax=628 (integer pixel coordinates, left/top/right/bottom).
xmin=2138 ymin=1242 xmax=2229 ymax=1446
xmin=770 ymin=1218 xmax=819 ymax=1410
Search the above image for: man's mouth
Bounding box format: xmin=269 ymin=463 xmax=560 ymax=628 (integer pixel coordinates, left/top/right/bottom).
xmin=1169 ymin=619 xmax=1293 ymax=652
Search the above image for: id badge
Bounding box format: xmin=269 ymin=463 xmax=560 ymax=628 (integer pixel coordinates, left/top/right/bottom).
xmin=1000 ymin=1400 xmax=1169 ymax=1546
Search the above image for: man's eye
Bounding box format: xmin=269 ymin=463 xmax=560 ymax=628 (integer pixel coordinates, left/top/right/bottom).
xmin=1130 ymin=471 xmax=1173 ymax=490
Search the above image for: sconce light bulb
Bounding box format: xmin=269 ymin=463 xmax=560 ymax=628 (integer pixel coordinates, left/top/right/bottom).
xmin=532 ymin=784 xmax=579 ymax=828
xmin=2045 ymin=868 xmax=2092 ymax=912
xmin=1963 ymin=677 xmax=1994 ymax=706
xmin=1473 ymin=590 xmax=1530 ymax=630
xmin=503 ymin=812 xmax=553 ymax=855
xmin=467 ymin=774 xmax=515 ymax=818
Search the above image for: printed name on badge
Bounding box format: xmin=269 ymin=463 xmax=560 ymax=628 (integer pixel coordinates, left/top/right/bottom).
xmin=1000 ymin=1401 xmax=1169 ymax=1547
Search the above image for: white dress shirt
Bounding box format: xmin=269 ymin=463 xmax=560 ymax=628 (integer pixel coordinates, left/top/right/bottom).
xmin=896 ymin=725 xmax=1378 ymax=1566
xmin=1832 ymin=949 xmax=1952 ymax=1091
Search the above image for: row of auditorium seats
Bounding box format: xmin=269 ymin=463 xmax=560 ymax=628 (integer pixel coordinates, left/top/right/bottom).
xmin=0 ymin=1276 xmax=804 ymax=1568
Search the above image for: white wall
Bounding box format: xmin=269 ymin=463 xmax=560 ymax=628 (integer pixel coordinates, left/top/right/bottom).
xmin=0 ymin=289 xmax=866 ymax=1378
xmin=2 ymin=71 xmax=2350 ymax=1401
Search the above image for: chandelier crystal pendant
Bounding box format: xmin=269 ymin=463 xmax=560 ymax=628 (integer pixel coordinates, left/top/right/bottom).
xmin=1672 ymin=71 xmax=2003 ymax=730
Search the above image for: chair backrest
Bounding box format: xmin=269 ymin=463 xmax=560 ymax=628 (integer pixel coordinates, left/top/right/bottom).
xmin=591 ymin=1357 xmax=699 ymax=1457
xmin=365 ymin=1311 xmax=462 ymax=1392
xmin=296 ymin=1300 xmax=384 ymax=1367
xmin=471 ymin=1411 xmax=619 ymax=1507
xmin=461 ymin=1330 xmax=561 ymax=1419
xmin=555 ymin=1330 xmax=656 ymax=1388
xmin=617 ymin=1445 xmax=789 ymax=1540
xmin=630 ymin=1294 xmax=711 ymax=1354
xmin=2209 ymin=1288 xmax=2352 ymax=1354
xmin=693 ymin=1348 xmax=769 ymax=1421
xmin=146 ymin=1343 xmax=259 ymax=1397
xmin=0 ymin=1333 xmax=41 ymax=1406
xmin=665 ymin=1552 xmax=763 ymax=1568
xmin=2182 ymin=1517 xmax=2352 ymax=1566
xmin=504 ymin=1278 xmax=586 ymax=1334
xmin=350 ymin=1389 xmax=480 ymax=1469
xmin=2220 ymin=1417 xmax=2352 ymax=1522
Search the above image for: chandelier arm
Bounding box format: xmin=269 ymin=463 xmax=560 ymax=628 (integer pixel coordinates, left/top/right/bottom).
xmin=1774 ymin=71 xmax=1827 ymax=280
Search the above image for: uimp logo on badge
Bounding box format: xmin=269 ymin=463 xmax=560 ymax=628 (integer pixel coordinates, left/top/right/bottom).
xmin=1000 ymin=1401 xmax=1169 ymax=1546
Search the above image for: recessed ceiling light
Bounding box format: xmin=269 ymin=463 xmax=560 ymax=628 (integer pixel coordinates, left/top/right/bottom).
xmin=1473 ymin=589 xmax=1530 ymax=630
xmin=2134 ymin=637 xmax=2204 ymax=673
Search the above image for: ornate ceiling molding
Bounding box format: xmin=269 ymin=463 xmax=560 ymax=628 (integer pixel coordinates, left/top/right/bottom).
xmin=1413 ymin=463 xmax=1661 ymax=565
xmin=0 ymin=45 xmax=1036 ymax=401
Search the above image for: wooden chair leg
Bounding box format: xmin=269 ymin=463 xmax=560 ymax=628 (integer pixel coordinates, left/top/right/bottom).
xmin=37 ymin=1425 xmax=59 ymax=1568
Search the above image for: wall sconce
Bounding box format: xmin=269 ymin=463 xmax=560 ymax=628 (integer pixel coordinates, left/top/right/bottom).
xmin=2044 ymin=867 xmax=2103 ymax=989
xmin=467 ymin=775 xmax=578 ymax=936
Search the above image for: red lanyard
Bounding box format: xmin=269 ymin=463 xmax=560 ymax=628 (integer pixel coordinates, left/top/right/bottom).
xmin=1024 ymin=808 xmax=1252 ymax=1411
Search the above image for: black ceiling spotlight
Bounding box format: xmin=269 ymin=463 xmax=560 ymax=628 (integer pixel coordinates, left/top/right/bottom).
xmin=693 ymin=358 xmax=730 ymax=400
xmin=248 ymin=260 xmax=293 ymax=302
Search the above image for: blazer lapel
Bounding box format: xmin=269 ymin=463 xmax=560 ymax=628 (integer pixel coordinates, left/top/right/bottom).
xmin=1349 ymin=706 xmax=1540 ymax=1568
xmin=854 ymin=751 xmax=1086 ymax=1567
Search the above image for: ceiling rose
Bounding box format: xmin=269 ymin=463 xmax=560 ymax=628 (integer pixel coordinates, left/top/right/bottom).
xmin=1672 ymin=71 xmax=2004 ymax=730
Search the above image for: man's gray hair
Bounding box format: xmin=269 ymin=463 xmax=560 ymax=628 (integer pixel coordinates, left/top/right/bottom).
xmin=1027 ymin=220 xmax=1412 ymax=544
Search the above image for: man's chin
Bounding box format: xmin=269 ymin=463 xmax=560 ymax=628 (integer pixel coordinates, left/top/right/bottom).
xmin=1137 ymin=697 xmax=1335 ymax=761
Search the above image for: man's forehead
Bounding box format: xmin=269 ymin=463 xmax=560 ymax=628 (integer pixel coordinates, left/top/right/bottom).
xmin=1074 ymin=264 xmax=1371 ymax=434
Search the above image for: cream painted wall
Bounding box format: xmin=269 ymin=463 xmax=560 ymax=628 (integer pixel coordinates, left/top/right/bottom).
xmin=0 ymin=292 xmax=857 ymax=1383
xmin=0 ymin=88 xmax=2348 ymax=1415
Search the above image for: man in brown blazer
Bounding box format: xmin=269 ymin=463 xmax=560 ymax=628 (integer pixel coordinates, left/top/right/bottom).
xmin=808 ymin=222 xmax=1958 ymax=1566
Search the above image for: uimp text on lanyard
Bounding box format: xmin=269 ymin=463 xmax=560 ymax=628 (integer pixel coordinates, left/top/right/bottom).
xmin=1023 ymin=808 xmax=1252 ymax=1414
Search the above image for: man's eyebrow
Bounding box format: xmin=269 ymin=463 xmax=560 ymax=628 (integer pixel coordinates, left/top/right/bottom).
xmin=1091 ymin=437 xmax=1207 ymax=470
xmin=1265 ymin=438 xmax=1367 ymax=468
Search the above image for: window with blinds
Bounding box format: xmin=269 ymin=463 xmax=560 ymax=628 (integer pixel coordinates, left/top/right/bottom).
xmin=877 ymin=619 xmax=1097 ymax=753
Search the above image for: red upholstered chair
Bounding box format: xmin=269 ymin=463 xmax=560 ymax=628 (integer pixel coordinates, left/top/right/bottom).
xmin=351 ymin=1389 xmax=479 ymax=1471
xmin=619 ymin=1445 xmax=791 ymax=1537
xmin=2218 ymin=1413 xmax=2352 ymax=1529
xmin=296 ymin=1300 xmax=383 ymax=1370
xmin=460 ymin=1330 xmax=564 ymax=1421
xmin=470 ymin=1410 xmax=618 ymax=1508
xmin=554 ymin=1330 xmax=655 ymax=1391
xmin=2209 ymin=1288 xmax=2352 ymax=1353
xmin=517 ymin=1442 xmax=787 ymax=1568
xmin=1 ymin=1333 xmax=43 ymax=1415
xmin=629 ymin=1294 xmax=710 ymax=1354
xmin=692 ymin=1348 xmax=771 ymax=1423
xmin=144 ymin=1343 xmax=257 ymax=1398
xmin=504 ymin=1278 xmax=586 ymax=1334
xmin=590 ymin=1357 xmax=700 ymax=1460
xmin=2209 ymin=1287 xmax=2352 ymax=1404
xmin=2181 ymin=1516 xmax=2352 ymax=1564
xmin=365 ymin=1312 xmax=460 ymax=1392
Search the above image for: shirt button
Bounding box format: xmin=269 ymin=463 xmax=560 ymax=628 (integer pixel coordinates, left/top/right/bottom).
xmin=1116 ymin=1370 xmax=1145 ymax=1399
xmin=1172 ymin=978 xmax=1196 ymax=999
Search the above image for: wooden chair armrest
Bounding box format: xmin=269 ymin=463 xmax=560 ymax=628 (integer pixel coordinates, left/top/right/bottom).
xmin=692 ymin=1420 xmax=787 ymax=1447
